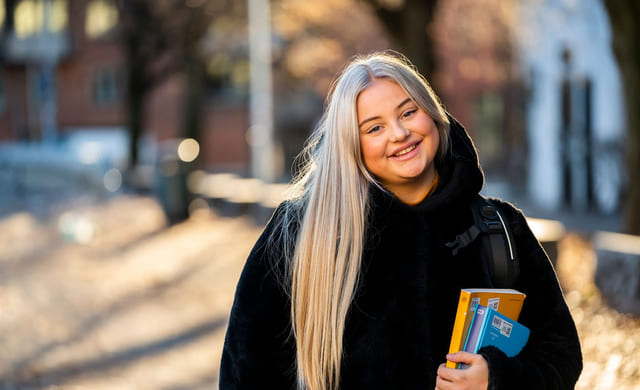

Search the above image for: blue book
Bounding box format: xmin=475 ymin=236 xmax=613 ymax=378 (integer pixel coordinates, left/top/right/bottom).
xmin=463 ymin=305 xmax=488 ymax=355
xmin=462 ymin=305 xmax=530 ymax=364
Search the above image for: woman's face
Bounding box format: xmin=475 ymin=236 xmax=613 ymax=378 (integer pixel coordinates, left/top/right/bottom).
xmin=357 ymin=78 xmax=440 ymax=199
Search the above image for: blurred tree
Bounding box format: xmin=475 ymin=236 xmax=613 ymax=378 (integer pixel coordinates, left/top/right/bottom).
xmin=116 ymin=0 xmax=214 ymax=173
xmin=1 ymin=0 xmax=18 ymax=35
xmin=272 ymin=0 xmax=389 ymax=94
xmin=603 ymin=0 xmax=640 ymax=234
xmin=362 ymin=0 xmax=440 ymax=77
xmin=431 ymin=0 xmax=524 ymax=178
xmin=180 ymin=2 xmax=215 ymax=142
xmin=270 ymin=0 xmax=390 ymax=174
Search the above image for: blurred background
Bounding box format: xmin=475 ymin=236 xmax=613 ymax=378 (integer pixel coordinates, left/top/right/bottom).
xmin=0 ymin=0 xmax=639 ymax=389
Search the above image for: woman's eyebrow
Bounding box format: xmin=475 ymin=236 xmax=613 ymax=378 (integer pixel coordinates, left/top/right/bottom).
xmin=396 ymin=98 xmax=412 ymax=109
xmin=358 ymin=98 xmax=413 ymax=127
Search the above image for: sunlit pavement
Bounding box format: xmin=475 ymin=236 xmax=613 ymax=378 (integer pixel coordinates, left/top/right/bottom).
xmin=0 ymin=196 xmax=262 ymax=389
xmin=0 ymin=194 xmax=638 ymax=389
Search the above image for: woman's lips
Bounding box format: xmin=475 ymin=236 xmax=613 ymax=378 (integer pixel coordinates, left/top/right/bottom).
xmin=390 ymin=140 xmax=421 ymax=159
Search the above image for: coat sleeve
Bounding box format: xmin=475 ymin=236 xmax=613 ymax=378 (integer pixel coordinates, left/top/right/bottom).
xmin=219 ymin=206 xmax=297 ymax=389
xmin=479 ymin=201 xmax=582 ymax=390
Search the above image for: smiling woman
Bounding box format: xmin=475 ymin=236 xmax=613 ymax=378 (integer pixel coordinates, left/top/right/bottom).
xmin=219 ymin=51 xmax=582 ymax=390
xmin=357 ymin=78 xmax=441 ymax=204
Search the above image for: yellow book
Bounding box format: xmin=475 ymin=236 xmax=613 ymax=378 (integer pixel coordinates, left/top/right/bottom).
xmin=446 ymin=288 xmax=526 ymax=368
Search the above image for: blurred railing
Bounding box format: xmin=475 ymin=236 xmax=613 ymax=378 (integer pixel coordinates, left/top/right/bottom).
xmin=0 ymin=141 xmax=124 ymax=220
xmin=0 ymin=142 xmax=110 ymax=194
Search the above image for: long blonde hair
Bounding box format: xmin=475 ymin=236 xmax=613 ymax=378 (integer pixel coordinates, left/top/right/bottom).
xmin=280 ymin=51 xmax=450 ymax=390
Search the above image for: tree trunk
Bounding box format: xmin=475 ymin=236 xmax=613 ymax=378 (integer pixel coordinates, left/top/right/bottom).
xmin=603 ymin=0 xmax=640 ymax=234
xmin=126 ymin=62 xmax=146 ymax=170
xmin=183 ymin=49 xmax=204 ymax=142
xmin=368 ymin=0 xmax=440 ymax=78
xmin=2 ymin=0 xmax=18 ymax=34
xmin=400 ymin=0 xmax=438 ymax=78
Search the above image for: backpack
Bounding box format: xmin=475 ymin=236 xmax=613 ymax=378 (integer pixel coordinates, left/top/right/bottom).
xmin=445 ymin=194 xmax=520 ymax=288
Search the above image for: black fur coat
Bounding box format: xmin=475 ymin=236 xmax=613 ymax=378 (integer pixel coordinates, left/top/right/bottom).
xmin=219 ymin=118 xmax=582 ymax=389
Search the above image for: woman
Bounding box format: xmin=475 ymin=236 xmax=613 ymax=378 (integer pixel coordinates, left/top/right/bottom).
xmin=219 ymin=52 xmax=582 ymax=390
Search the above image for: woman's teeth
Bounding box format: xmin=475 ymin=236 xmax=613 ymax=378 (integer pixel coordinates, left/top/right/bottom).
xmin=394 ymin=144 xmax=416 ymax=157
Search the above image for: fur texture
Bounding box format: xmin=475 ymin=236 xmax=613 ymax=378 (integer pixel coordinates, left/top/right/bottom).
xmin=219 ymin=117 xmax=582 ymax=389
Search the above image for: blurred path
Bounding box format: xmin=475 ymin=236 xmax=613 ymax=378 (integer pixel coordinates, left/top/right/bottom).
xmin=0 ymin=196 xmax=262 ymax=389
xmin=0 ymin=194 xmax=638 ymax=389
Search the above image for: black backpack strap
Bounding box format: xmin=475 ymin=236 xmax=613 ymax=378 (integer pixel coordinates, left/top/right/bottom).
xmin=445 ymin=195 xmax=519 ymax=288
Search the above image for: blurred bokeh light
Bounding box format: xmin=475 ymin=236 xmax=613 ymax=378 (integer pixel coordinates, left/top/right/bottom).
xmin=178 ymin=138 xmax=200 ymax=163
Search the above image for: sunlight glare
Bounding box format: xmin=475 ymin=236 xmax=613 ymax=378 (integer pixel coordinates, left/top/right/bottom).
xmin=78 ymin=141 xmax=102 ymax=164
xmin=0 ymin=0 xmax=5 ymax=29
xmin=14 ymin=0 xmax=43 ymax=37
xmin=177 ymin=138 xmax=200 ymax=163
xmin=85 ymin=0 xmax=118 ymax=38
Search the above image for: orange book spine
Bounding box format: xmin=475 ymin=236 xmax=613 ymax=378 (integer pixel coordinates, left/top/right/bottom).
xmin=446 ymin=290 xmax=472 ymax=368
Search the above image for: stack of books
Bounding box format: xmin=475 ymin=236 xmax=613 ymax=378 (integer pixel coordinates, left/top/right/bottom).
xmin=446 ymin=288 xmax=530 ymax=369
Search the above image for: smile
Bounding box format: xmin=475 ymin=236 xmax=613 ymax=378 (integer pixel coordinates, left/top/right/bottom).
xmin=393 ymin=143 xmax=418 ymax=157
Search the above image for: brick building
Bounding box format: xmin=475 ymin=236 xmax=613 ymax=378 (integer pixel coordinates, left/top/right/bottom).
xmin=0 ymin=0 xmax=250 ymax=172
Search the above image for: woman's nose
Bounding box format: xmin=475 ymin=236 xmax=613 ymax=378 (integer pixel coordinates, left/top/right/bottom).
xmin=390 ymin=121 xmax=410 ymax=142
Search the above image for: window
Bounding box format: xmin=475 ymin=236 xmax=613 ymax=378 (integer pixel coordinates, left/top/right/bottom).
xmin=474 ymin=92 xmax=505 ymax=168
xmin=31 ymin=64 xmax=55 ymax=105
xmin=205 ymin=53 xmax=249 ymax=99
xmin=92 ymin=67 xmax=121 ymax=106
xmin=13 ymin=0 xmax=67 ymax=38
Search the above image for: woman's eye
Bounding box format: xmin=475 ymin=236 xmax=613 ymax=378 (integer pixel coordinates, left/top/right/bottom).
xmin=402 ymin=109 xmax=417 ymax=119
xmin=367 ymin=125 xmax=382 ymax=134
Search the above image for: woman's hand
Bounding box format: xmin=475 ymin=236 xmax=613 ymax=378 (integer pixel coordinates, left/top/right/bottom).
xmin=435 ymin=352 xmax=489 ymax=390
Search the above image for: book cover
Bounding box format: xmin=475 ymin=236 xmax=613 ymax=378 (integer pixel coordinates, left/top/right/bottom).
xmin=458 ymin=305 xmax=489 ymax=369
xmin=446 ymin=288 xmax=526 ymax=368
xmin=467 ymin=306 xmax=530 ymax=357
xmin=463 ymin=305 xmax=488 ymax=355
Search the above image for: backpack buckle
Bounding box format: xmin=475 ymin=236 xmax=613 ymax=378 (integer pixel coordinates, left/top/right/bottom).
xmin=484 ymin=220 xmax=503 ymax=233
xmin=446 ymin=225 xmax=483 ymax=255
